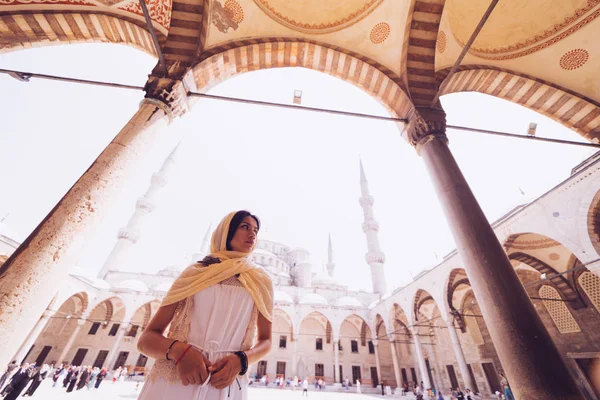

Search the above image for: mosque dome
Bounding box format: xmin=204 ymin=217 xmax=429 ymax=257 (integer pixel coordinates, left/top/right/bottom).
xmin=93 ymin=278 xmax=111 ymax=290
xmin=0 ymin=222 xmax=24 ymax=243
xmin=299 ymin=293 xmax=328 ymax=305
xmin=336 ymin=296 xmax=364 ymax=307
xmin=158 ymin=265 xmax=184 ymax=277
xmin=153 ymin=281 xmax=174 ymax=292
xmin=114 ymin=279 xmax=148 ymax=292
xmin=312 ymin=272 xmax=338 ymax=286
xmin=274 ymin=290 xmax=294 ymax=304
xmin=253 ymin=248 xmax=277 ymax=257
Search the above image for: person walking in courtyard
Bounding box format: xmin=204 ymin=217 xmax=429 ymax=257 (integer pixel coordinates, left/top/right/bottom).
xmin=456 ymin=387 xmax=465 ymax=400
xmin=0 ymin=361 xmax=17 ymax=390
xmin=356 ymin=378 xmax=361 ymax=394
xmin=87 ymin=367 xmax=99 ymax=390
xmin=302 ymin=377 xmax=308 ymax=397
xmin=76 ymin=366 xmax=89 ymax=390
xmin=499 ymin=372 xmax=514 ymax=400
xmin=22 ymin=364 xmax=50 ymax=396
xmin=66 ymin=367 xmax=79 ymax=393
xmin=4 ymin=363 xmax=33 ymax=400
xmin=94 ymin=368 xmax=107 ymax=389
xmin=136 ymin=211 xmax=273 ymax=400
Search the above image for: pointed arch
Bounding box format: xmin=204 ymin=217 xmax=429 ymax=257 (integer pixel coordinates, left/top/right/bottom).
xmin=0 ymin=13 xmax=157 ymax=56
xmin=439 ymin=66 xmax=600 ymax=141
xmin=188 ymin=40 xmax=413 ymax=120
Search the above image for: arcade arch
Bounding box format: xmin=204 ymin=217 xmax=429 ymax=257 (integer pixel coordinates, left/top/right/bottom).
xmin=295 ymin=311 xmax=333 ymax=381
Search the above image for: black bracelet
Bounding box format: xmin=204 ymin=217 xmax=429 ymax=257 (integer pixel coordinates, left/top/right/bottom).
xmin=234 ymin=351 xmax=248 ymax=376
xmin=166 ymin=340 xmax=179 ymax=361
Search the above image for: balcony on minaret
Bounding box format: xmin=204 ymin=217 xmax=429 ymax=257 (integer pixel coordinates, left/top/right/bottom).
xmin=366 ymin=251 xmax=385 ymax=264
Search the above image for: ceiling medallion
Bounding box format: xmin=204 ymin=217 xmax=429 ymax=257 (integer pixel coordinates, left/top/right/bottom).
xmin=369 ymin=22 xmax=390 ymax=44
xmin=224 ymin=0 xmax=244 ymax=24
xmin=252 ymin=0 xmax=384 ymax=34
xmin=549 ymin=253 xmax=561 ymax=261
xmin=559 ymin=48 xmax=589 ymax=70
xmin=436 ymin=31 xmax=447 ymax=53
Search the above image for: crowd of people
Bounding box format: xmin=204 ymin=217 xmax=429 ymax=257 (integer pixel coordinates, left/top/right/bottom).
xmin=0 ymin=360 xmax=133 ymax=399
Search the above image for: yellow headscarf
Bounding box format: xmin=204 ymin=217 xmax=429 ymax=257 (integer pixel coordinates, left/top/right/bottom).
xmin=161 ymin=211 xmax=273 ymax=322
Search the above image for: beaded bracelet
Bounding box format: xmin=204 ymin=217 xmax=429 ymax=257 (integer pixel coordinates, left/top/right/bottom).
xmin=175 ymin=344 xmax=193 ymax=366
xmin=234 ymin=351 xmax=248 ymax=376
xmin=165 ymin=340 xmax=179 ymax=361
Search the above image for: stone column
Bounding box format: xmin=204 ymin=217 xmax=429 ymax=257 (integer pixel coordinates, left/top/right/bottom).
xmin=0 ymin=80 xmax=188 ymax=369
xmin=56 ymin=313 xmax=89 ymax=365
xmin=445 ymin=317 xmax=475 ymax=391
xmin=387 ymin=337 xmax=402 ymax=389
xmin=333 ymin=339 xmax=340 ymax=383
xmin=291 ymin=337 xmax=298 ymax=378
xmin=411 ymin=329 xmax=431 ymax=389
xmin=406 ymin=106 xmax=582 ymax=399
xmin=105 ymin=321 xmax=131 ymax=370
xmin=13 ymin=309 xmax=56 ymax=363
xmin=372 ymin=339 xmax=382 ymax=385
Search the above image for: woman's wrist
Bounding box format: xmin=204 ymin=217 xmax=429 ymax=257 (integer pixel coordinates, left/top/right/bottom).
xmin=168 ymin=341 xmax=188 ymax=361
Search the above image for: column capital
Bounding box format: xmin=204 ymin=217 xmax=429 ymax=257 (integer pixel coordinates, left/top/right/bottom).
xmin=404 ymin=107 xmax=447 ymax=153
xmin=143 ymin=77 xmax=190 ymax=122
xmin=371 ymin=338 xmax=379 ymax=346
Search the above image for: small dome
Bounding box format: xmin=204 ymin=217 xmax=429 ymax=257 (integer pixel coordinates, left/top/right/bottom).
xmin=336 ymin=296 xmax=364 ymax=307
xmin=93 ymin=278 xmax=111 ymax=290
xmin=274 ymin=291 xmax=293 ymax=304
xmin=253 ymin=248 xmax=277 ymax=257
xmin=158 ymin=265 xmax=184 ymax=277
xmin=299 ymin=293 xmax=328 ymax=305
xmin=153 ymin=281 xmax=174 ymax=292
xmin=114 ymin=279 xmax=148 ymax=292
xmin=0 ymin=222 xmax=23 ymax=243
xmin=312 ymin=272 xmax=338 ymax=286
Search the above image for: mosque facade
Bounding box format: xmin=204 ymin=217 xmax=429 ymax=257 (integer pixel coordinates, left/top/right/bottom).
xmin=2 ymin=151 xmax=600 ymax=398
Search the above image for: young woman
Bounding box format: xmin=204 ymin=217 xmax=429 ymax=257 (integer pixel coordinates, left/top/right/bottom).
xmin=137 ymin=211 xmax=273 ymax=399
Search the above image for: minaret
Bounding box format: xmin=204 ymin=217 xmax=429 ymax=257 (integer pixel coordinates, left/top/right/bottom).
xmin=359 ymin=159 xmax=387 ymax=294
xmin=326 ymin=234 xmax=335 ymax=277
xmin=191 ymin=223 xmax=212 ymax=263
xmin=97 ymin=142 xmax=181 ymax=279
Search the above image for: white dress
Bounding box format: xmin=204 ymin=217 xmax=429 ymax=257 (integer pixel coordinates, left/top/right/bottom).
xmin=138 ymin=277 xmax=256 ymax=400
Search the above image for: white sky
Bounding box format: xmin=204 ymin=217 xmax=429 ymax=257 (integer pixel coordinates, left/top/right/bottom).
xmin=0 ymin=43 xmax=595 ymax=292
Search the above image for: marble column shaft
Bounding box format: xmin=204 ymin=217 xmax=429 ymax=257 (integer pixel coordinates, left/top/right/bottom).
xmin=388 ymin=338 xmax=402 ymax=389
xmin=56 ymin=315 xmax=88 ymax=365
xmin=412 ymin=331 xmax=431 ymax=389
xmin=333 ymin=339 xmax=340 ymax=383
xmin=445 ymin=318 xmax=476 ymax=391
xmin=105 ymin=322 xmax=130 ymax=370
xmin=13 ymin=309 xmax=55 ymax=363
xmin=0 ymin=100 xmax=171 ymax=369
xmin=419 ymin=135 xmax=583 ymax=399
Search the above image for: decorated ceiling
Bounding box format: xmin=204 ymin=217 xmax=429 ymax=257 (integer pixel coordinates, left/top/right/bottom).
xmin=1 ymin=0 xmax=599 ymax=137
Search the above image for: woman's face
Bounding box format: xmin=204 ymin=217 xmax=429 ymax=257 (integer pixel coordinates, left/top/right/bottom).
xmin=229 ymin=216 xmax=259 ymax=253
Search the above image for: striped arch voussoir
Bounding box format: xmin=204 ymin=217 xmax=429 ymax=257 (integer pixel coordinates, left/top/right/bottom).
xmin=189 ymin=39 xmax=413 ymax=119
xmin=439 ymin=66 xmax=600 ymax=142
xmin=0 ymin=12 xmax=158 ymax=57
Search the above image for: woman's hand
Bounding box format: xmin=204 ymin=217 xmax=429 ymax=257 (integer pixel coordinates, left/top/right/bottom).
xmin=175 ymin=345 xmax=212 ymax=386
xmin=208 ymin=355 xmax=241 ymax=389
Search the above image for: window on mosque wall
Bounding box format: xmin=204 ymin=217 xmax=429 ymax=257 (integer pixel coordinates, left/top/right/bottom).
xmin=315 ymin=363 xmax=324 ymax=378
xmin=257 ymin=361 xmax=267 ymax=377
xmin=316 ymin=338 xmax=323 ymax=350
xmin=88 ymin=322 xmax=101 ymax=335
xmin=351 ymin=340 xmax=359 ymax=353
xmin=338 ymin=341 xmax=343 ymax=351
xmin=538 ymin=285 xmax=581 ymax=334
xmin=578 ymin=272 xmax=600 ymax=313
xmin=136 ymin=354 xmax=148 ymax=367
xmin=279 ymin=335 xmax=287 ymax=348
xmin=276 ymin=362 xmax=286 ymax=376
xmin=368 ymin=341 xmax=375 ymax=354
xmin=127 ymin=325 xmax=140 ymax=337
xmin=108 ymin=323 xmax=120 ymax=336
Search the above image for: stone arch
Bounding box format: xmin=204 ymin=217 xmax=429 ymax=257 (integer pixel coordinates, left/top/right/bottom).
xmin=339 ymin=314 xmax=372 ymax=344
xmin=187 ymin=40 xmax=413 ymax=120
xmin=389 ymin=303 xmax=411 ymax=340
xmin=375 ymin=313 xmax=388 ymax=341
xmin=273 ymin=307 xmax=294 ymax=341
xmin=460 ymin=290 xmax=484 ymax=346
xmin=0 ymin=13 xmax=158 ymax=56
xmin=89 ymin=296 xmax=126 ymax=325
xmin=439 ymin=66 xmax=600 ymax=141
xmin=42 ymin=291 xmax=89 ymax=335
xmin=298 ymin=310 xmax=334 ymax=380
xmin=586 ymin=190 xmax=600 ymax=256
xmin=504 ymin=232 xmax=588 ymax=309
xmin=131 ymin=299 xmax=160 ymax=332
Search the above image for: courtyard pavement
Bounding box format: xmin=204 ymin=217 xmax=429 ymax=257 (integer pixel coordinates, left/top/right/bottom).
xmin=20 ymin=380 xmax=419 ymax=399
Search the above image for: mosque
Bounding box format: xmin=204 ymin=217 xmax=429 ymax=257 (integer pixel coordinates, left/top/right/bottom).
xmin=1 ymin=150 xmax=600 ymax=398
xmin=2 ymin=1 xmax=600 ymax=399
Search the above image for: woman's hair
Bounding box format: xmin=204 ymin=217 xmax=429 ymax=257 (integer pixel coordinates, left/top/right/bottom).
xmin=198 ymin=210 xmax=260 ymax=266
